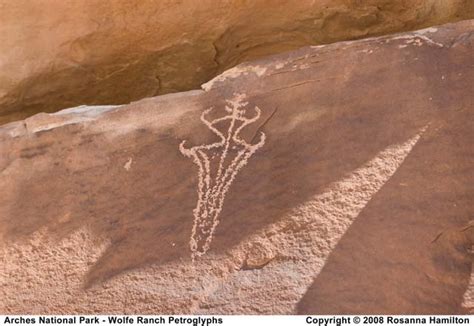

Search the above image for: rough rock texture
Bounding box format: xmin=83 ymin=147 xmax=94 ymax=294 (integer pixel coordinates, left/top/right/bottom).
xmin=1 ymin=1 xmax=474 ymax=124
xmin=1 ymin=20 xmax=474 ymax=314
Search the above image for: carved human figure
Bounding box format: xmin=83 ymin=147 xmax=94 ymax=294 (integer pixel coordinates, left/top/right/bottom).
xmin=180 ymin=94 xmax=266 ymax=258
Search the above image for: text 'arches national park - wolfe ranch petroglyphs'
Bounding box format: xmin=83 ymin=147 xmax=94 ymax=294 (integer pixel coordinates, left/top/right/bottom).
xmin=179 ymin=94 xmax=266 ymax=258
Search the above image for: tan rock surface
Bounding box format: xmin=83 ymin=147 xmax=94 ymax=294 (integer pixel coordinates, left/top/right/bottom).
xmin=1 ymin=0 xmax=474 ymax=124
xmin=1 ymin=20 xmax=473 ymax=314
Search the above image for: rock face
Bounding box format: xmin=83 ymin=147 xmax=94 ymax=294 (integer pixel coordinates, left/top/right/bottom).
xmin=1 ymin=1 xmax=474 ymax=124
xmin=1 ymin=20 xmax=474 ymax=314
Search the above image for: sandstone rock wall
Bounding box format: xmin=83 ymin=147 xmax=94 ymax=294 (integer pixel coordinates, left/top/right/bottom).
xmin=1 ymin=0 xmax=474 ymax=124
xmin=1 ymin=20 xmax=473 ymax=314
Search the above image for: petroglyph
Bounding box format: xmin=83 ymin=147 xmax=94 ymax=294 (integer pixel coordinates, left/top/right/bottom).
xmin=124 ymin=157 xmax=133 ymax=171
xmin=180 ymin=94 xmax=266 ymax=258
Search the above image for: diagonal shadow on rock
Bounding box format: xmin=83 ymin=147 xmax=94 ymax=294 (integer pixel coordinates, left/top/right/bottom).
xmin=296 ymin=106 xmax=474 ymax=314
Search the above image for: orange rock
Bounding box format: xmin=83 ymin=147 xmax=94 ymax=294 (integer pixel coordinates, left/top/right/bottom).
xmin=1 ymin=0 xmax=473 ymax=124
